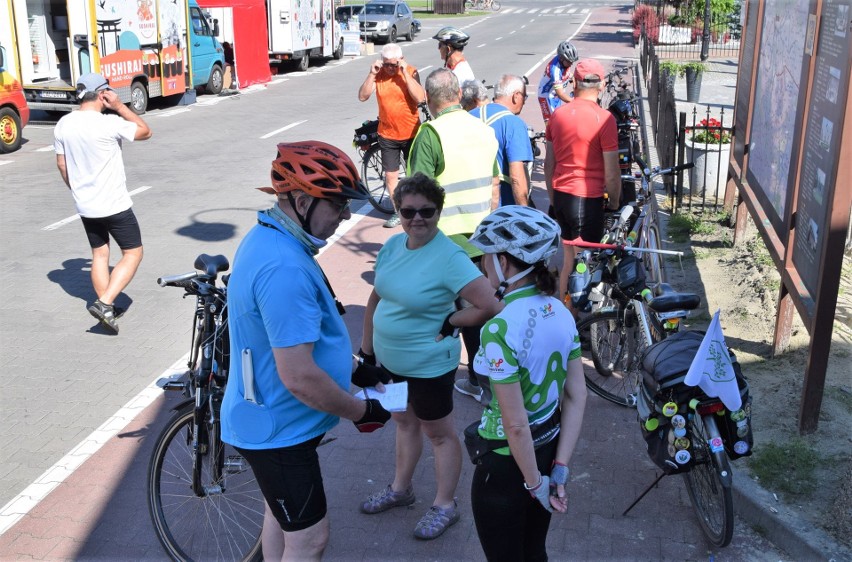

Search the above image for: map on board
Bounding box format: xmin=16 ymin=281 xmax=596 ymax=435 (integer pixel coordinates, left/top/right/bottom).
xmin=746 ymin=1 xmax=811 ymax=222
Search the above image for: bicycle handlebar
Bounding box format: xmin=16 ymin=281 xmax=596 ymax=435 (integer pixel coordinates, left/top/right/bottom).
xmin=158 ymin=271 xmax=198 ymax=288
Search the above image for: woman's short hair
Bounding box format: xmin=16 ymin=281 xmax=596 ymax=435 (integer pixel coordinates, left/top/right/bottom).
xmin=460 ymin=79 xmax=488 ymax=110
xmin=392 ymin=172 xmax=445 ymax=211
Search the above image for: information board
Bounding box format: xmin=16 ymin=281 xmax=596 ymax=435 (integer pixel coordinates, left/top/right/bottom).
xmin=791 ymin=0 xmax=852 ymax=306
xmin=733 ymin=1 xmax=758 ymax=170
xmin=745 ymin=0 xmax=814 ymax=236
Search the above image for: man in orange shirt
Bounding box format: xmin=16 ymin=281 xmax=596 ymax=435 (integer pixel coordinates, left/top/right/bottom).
xmin=359 ymin=43 xmax=426 ymax=228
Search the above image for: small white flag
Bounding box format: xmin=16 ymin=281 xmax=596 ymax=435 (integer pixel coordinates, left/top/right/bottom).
xmin=683 ymin=310 xmax=742 ymax=411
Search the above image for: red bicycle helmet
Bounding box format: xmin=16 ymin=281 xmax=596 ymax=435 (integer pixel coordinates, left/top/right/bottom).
xmin=258 ymin=141 xmax=368 ymax=200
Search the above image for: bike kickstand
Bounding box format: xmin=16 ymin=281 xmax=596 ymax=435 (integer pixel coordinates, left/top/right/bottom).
xmin=622 ymin=471 xmax=666 ymax=516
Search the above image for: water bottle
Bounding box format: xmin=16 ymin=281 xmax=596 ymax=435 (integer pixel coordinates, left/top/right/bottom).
xmin=568 ymin=254 xmax=591 ymax=309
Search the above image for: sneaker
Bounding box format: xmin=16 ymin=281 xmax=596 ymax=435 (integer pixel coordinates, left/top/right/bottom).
xmin=413 ymin=501 xmax=460 ymax=540
xmin=360 ymin=484 xmax=415 ymax=514
xmin=113 ymin=305 xmax=126 ymax=319
xmin=383 ymin=213 xmax=401 ymax=228
xmin=88 ymin=299 xmax=119 ymax=334
xmin=454 ymin=379 xmax=482 ymax=402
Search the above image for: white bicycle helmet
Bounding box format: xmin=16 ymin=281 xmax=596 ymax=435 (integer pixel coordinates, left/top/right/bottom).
xmin=469 ymin=206 xmax=561 ymax=264
xmin=433 ymin=26 xmax=470 ymax=49
xmin=557 ymin=41 xmax=578 ymax=65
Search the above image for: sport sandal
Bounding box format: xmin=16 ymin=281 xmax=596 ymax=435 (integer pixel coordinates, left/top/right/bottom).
xmin=88 ymin=299 xmax=119 ymax=334
xmin=413 ymin=500 xmax=460 ymax=540
xmin=360 ymin=484 xmax=415 ymax=514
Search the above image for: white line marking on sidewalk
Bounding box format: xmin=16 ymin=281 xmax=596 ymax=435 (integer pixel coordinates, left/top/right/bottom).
xmin=36 ymin=146 xmax=55 ymax=152
xmin=260 ymin=120 xmax=307 ymax=140
xmin=42 ymin=186 xmax=153 ymax=231
xmin=0 ymin=353 xmax=190 ymax=535
xmin=523 ymin=11 xmax=592 ymax=79
xmin=7 ymin=198 xmax=378 ymax=531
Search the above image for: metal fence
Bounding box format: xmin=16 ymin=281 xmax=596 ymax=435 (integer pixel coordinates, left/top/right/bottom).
xmin=640 ymin=30 xmax=680 ymax=194
xmin=633 ymin=0 xmax=742 ymax=60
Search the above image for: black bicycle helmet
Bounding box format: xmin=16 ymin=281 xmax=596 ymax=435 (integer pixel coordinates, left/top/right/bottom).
xmin=433 ymin=26 xmax=470 ymax=49
xmin=557 ymin=41 xmax=578 ymax=65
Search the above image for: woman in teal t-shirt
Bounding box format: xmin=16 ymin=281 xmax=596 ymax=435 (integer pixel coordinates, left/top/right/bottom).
xmin=358 ymin=172 xmax=501 ymax=540
xmin=468 ymin=206 xmax=587 ymax=561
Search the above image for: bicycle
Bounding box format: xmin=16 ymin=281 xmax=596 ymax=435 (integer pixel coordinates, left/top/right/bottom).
xmin=147 ymin=253 xmax=264 ymax=562
xmin=465 ymin=0 xmax=502 ymax=11
xmin=354 ymin=101 xmax=431 ymax=215
xmin=571 ymin=236 xmax=700 ymax=407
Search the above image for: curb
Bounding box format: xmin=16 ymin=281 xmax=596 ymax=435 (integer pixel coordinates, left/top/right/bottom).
xmin=732 ymin=472 xmax=852 ymax=562
xmin=635 ymin=48 xmax=851 ymax=562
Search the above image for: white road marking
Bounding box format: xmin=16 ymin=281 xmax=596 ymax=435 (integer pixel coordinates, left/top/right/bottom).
xmin=154 ymin=108 xmax=191 ymax=118
xmin=524 ymin=10 xmax=592 ymax=79
xmin=270 ymin=77 xmax=289 ymax=85
xmin=476 ymin=43 xmax=487 ymax=48
xmin=42 ymin=186 xmax=153 ymax=231
xmin=495 ymin=36 xmax=503 ymax=41
xmin=419 ymin=65 xmax=434 ymax=73
xmin=0 ymin=160 xmax=13 ymax=166
xmin=8 ymin=196 xmax=377 ymax=533
xmin=260 ymin=120 xmax=307 ymax=140
xmin=37 ymin=146 xmax=56 ymax=152
xmin=568 ymin=8 xmax=577 ymax=13
xmin=0 ymin=353 xmax=190 ymax=535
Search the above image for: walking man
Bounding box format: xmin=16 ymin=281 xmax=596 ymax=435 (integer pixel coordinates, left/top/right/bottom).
xmin=358 ymin=43 xmax=426 ymax=228
xmin=469 ymin=74 xmax=534 ymax=207
xmin=54 ymin=72 xmax=152 ymax=333
xmin=409 ymin=68 xmax=499 ymax=403
xmin=544 ymin=59 xmax=621 ymax=303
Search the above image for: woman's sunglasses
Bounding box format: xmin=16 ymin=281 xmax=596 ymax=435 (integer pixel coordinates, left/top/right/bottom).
xmin=399 ymin=206 xmax=437 ymax=219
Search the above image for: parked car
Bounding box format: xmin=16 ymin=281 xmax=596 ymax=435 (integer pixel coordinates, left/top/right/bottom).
xmin=358 ymin=0 xmax=416 ymax=44
xmin=336 ymin=5 xmax=364 ymax=30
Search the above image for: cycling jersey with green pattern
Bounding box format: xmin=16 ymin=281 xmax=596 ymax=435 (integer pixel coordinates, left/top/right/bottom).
xmin=473 ymin=285 xmax=581 ymax=455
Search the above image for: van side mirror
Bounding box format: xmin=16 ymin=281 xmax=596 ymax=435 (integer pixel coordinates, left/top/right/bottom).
xmin=212 ymin=19 xmax=220 ymax=37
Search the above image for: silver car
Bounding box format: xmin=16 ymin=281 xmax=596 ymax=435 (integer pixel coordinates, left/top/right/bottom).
xmin=358 ymin=0 xmax=416 ymax=44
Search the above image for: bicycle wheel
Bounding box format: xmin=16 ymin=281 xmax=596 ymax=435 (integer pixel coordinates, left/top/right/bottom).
xmin=148 ymin=404 xmax=264 ymax=562
xmin=683 ymin=414 xmax=735 ymax=547
xmin=643 ymin=222 xmax=664 ymax=289
xmin=491 ymin=0 xmax=501 ymax=10
xmin=577 ymin=309 xmax=646 ymax=407
xmin=361 ymin=144 xmax=396 ymax=215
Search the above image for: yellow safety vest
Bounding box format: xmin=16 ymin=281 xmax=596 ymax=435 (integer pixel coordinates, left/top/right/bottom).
xmin=426 ymin=110 xmax=498 ymax=237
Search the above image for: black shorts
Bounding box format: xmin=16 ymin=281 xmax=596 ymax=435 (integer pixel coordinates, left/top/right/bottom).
xmin=377 ymin=136 xmax=412 ymax=173
xmin=552 ymin=191 xmax=605 ymax=243
xmin=235 ymin=435 xmax=327 ymax=532
xmin=81 ymin=208 xmax=142 ymax=250
xmin=383 ymin=367 xmax=457 ymax=421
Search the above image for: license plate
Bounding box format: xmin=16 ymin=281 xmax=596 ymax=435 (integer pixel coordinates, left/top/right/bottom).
xmin=40 ymin=91 xmax=67 ymax=99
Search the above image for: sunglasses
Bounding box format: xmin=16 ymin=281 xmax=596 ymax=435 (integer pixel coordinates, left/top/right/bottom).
xmin=326 ymin=198 xmax=351 ymax=214
xmin=382 ymin=62 xmax=400 ymax=69
xmin=399 ymin=206 xmax=437 ymax=219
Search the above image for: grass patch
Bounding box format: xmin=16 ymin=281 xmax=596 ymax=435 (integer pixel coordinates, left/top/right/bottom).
xmin=667 ymin=211 xmax=733 ymax=242
xmin=746 ymin=237 xmax=774 ymax=267
xmin=667 ymin=213 xmax=696 ymax=243
xmin=826 ymin=386 xmax=852 ymax=413
xmin=749 ymin=438 xmax=820 ymax=499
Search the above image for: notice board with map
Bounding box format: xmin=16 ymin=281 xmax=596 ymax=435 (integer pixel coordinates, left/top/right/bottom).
xmin=728 ymin=0 xmax=852 ymax=432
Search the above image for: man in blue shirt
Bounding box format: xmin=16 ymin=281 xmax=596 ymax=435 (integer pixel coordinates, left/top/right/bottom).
xmin=221 ymin=141 xmax=391 ymax=560
xmin=469 ymin=74 xmax=534 ymax=208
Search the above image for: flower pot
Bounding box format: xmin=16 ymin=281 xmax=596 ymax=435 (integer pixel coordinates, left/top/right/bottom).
xmin=685 ymin=68 xmax=702 ymax=103
xmin=685 ymin=138 xmax=730 ymax=198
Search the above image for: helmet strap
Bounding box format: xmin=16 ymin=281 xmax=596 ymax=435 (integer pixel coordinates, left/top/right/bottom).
xmin=491 ymin=253 xmax=534 ymax=300
xmin=287 ymin=192 xmax=321 ymax=236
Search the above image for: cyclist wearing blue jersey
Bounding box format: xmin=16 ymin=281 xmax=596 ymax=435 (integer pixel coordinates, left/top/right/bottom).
xmin=537 ymin=41 xmax=578 ymax=123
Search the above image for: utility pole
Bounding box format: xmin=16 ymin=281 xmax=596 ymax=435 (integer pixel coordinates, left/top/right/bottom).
xmin=700 ymin=0 xmax=711 ymax=61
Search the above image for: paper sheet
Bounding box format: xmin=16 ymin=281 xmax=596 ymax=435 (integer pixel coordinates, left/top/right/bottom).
xmin=357 ymin=382 xmax=408 ymax=412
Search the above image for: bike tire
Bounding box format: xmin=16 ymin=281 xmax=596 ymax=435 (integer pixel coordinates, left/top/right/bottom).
xmin=148 ymin=404 xmax=264 ymax=562
xmin=576 ymin=309 xmax=646 ymax=407
xmin=361 ymin=144 xmax=397 ymax=215
xmin=643 ymin=222 xmax=665 ymax=289
xmin=683 ymin=414 xmax=735 ymax=547
xmin=491 ymin=0 xmax=501 ymax=10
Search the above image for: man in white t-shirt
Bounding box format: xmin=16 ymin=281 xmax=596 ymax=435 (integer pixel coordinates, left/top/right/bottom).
xmin=54 ymin=72 xmax=152 ymax=334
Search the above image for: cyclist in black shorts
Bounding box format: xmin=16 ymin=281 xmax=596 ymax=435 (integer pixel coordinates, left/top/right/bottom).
xmin=358 ymin=42 xmax=426 ymax=228
xmin=54 ymin=72 xmax=152 ymax=333
xmin=543 ymin=59 xmax=621 ymax=305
